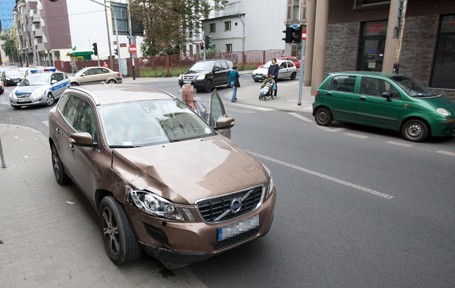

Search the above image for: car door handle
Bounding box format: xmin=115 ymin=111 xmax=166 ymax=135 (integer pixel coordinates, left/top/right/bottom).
xmin=360 ymin=96 xmax=367 ymax=101
xmin=327 ymin=92 xmax=332 ymax=96
xmin=55 ymin=127 xmax=62 ymax=135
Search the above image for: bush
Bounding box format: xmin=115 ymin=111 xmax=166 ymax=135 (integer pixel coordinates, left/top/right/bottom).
xmin=140 ymin=66 xmax=188 ymax=77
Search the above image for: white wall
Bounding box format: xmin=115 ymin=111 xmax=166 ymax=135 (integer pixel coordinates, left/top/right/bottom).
xmin=64 ymin=0 xmax=142 ymax=61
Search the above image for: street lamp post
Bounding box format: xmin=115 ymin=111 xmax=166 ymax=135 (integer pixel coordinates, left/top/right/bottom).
xmin=89 ymin=0 xmax=120 ymax=70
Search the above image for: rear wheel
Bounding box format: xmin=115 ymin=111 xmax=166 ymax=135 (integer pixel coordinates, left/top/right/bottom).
xmin=401 ymin=119 xmax=429 ymax=142
xmin=99 ymin=196 xmax=142 ymax=265
xmin=107 ymin=80 xmax=116 ymax=84
xmin=314 ymin=107 xmax=333 ymax=126
xmin=290 ymin=72 xmax=296 ymax=80
xmin=70 ymin=82 xmax=79 ymax=86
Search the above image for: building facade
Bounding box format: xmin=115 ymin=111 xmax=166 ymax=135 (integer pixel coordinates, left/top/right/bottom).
xmin=201 ymin=0 xmax=288 ymax=53
xmin=304 ymin=0 xmax=455 ymax=98
xmin=13 ymin=0 xmax=142 ymax=69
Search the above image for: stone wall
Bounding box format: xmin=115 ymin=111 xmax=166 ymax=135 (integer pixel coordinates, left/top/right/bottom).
xmin=324 ymin=22 xmax=360 ymax=77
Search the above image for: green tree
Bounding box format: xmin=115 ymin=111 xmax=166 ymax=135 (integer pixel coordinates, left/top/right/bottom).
xmin=130 ymin=0 xmax=226 ymax=56
xmin=0 ymin=27 xmax=19 ymax=63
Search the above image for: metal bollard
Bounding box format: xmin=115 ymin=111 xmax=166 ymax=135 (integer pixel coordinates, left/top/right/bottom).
xmin=0 ymin=137 xmax=6 ymax=168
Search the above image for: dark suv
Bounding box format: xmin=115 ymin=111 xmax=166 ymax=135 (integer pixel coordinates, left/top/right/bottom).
xmin=178 ymin=59 xmax=233 ymax=92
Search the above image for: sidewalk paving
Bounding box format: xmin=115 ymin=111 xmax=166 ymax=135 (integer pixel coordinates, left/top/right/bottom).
xmin=0 ymin=124 xmax=206 ymax=287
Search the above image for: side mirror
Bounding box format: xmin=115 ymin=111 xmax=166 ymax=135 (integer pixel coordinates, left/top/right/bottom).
xmin=51 ymin=79 xmax=57 ymax=84
xmin=214 ymin=117 xmax=235 ymax=130
xmin=70 ymin=132 xmax=96 ymax=147
xmin=382 ymin=91 xmax=393 ymax=101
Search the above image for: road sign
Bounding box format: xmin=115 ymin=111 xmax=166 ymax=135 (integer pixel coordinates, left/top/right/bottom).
xmin=301 ymin=28 xmax=307 ymax=41
xmin=129 ymin=44 xmax=137 ymax=54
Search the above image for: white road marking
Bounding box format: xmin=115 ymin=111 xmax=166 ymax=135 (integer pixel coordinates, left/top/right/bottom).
xmin=345 ymin=133 xmax=369 ymax=139
xmin=248 ymin=151 xmax=394 ymax=200
xmin=227 ymin=103 xmax=275 ymax=111
xmin=42 ymin=121 xmax=49 ymax=127
xmin=386 ymin=141 xmax=413 ymax=148
xmin=436 ymin=150 xmax=455 ymax=157
xmin=289 ymin=112 xmax=313 ymax=124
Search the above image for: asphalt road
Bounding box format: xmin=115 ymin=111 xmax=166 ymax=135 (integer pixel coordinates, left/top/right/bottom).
xmin=1 ymin=78 xmax=454 ymax=287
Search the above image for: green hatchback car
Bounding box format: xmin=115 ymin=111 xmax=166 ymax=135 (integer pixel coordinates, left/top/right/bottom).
xmin=312 ymin=72 xmax=455 ymax=142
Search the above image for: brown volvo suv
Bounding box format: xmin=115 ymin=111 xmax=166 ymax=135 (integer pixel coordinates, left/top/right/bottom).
xmin=48 ymin=84 xmax=276 ymax=268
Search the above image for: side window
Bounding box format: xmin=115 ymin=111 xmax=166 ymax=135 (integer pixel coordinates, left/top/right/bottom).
xmin=360 ymin=77 xmax=399 ymax=98
xmin=329 ymin=76 xmax=356 ymax=93
xmin=100 ymin=68 xmax=109 ymax=74
xmin=287 ymin=61 xmax=294 ymax=68
xmin=52 ymin=73 xmax=64 ymax=82
xmin=214 ymin=62 xmax=222 ymax=71
xmin=73 ymin=100 xmax=98 ymax=140
xmin=58 ymin=93 xmax=70 ymax=111
xmin=280 ymin=62 xmax=287 ymax=69
xmin=62 ymin=95 xmax=81 ymax=126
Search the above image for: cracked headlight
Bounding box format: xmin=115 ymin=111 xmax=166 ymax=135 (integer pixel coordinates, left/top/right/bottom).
xmin=129 ymin=190 xmax=184 ymax=221
xmin=262 ymin=164 xmax=275 ymax=199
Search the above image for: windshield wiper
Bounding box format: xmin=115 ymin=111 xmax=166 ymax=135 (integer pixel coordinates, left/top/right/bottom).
xmin=109 ymin=145 xmax=140 ymax=148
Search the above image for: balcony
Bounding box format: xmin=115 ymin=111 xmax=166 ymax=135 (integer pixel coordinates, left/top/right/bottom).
xmin=35 ymin=43 xmax=46 ymax=52
xmin=33 ymin=29 xmax=43 ymax=38
xmin=32 ymin=14 xmax=41 ymax=23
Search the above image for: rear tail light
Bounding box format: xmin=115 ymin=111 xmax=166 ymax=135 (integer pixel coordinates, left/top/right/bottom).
xmin=117 ymin=73 xmax=121 ymax=77
xmin=315 ymin=90 xmax=319 ymax=97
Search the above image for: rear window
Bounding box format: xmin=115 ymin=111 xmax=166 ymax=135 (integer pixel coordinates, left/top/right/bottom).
xmin=327 ymin=75 xmax=356 ymax=93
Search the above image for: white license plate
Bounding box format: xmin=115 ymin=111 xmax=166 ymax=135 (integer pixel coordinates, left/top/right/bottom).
xmin=17 ymin=98 xmax=30 ymax=103
xmin=217 ymin=214 xmax=260 ymax=241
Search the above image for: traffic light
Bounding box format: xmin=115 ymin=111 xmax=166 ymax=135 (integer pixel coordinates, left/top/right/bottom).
xmin=282 ymin=27 xmax=292 ymax=43
xmin=283 ymin=25 xmax=302 ymax=43
xmin=290 ymin=25 xmax=302 ymax=43
xmin=92 ymin=43 xmax=98 ymax=56
xmin=114 ymin=48 xmax=118 ymax=56
xmin=204 ymin=35 xmax=211 ymax=50
xmin=200 ymin=42 xmax=204 ymax=50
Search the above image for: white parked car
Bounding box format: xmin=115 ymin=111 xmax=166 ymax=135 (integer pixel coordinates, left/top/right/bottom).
xmin=252 ymin=59 xmax=298 ymax=82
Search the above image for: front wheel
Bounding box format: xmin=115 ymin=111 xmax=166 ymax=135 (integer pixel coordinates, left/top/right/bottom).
xmin=204 ymin=80 xmax=213 ymax=93
xmin=401 ymin=119 xmax=429 ymax=142
xmin=99 ymin=196 xmax=142 ymax=265
xmin=51 ymin=145 xmax=71 ymax=185
xmin=46 ymin=93 xmax=55 ymax=106
xmin=314 ymin=107 xmax=333 ymax=126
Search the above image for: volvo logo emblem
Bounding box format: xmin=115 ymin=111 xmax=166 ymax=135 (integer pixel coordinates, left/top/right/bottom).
xmin=230 ymin=199 xmax=243 ymax=214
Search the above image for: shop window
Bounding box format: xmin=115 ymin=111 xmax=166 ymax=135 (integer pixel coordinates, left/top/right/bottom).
xmin=357 ymin=21 xmax=387 ymax=72
xmin=226 ymin=44 xmax=232 ymax=52
xmin=430 ymin=14 xmax=455 ymax=89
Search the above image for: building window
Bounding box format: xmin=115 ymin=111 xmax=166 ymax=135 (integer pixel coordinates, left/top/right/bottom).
xmin=210 ymin=23 xmax=216 ymax=33
xmin=430 ymin=14 xmax=455 ymax=89
xmin=357 ymin=20 xmax=387 ymax=72
xmin=224 ymin=21 xmax=231 ymax=31
xmin=226 ymin=44 xmax=232 ymax=52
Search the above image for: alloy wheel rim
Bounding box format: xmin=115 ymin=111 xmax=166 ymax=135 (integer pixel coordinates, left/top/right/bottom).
xmin=102 ymin=207 xmax=120 ymax=255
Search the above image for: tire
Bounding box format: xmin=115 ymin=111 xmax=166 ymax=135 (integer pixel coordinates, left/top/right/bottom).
xmin=290 ymin=72 xmax=296 ymax=80
xmin=401 ymin=119 xmax=429 ymax=142
xmin=11 ymin=105 xmax=21 ymax=109
xmin=70 ymin=82 xmax=79 ymax=86
xmin=51 ymin=145 xmax=71 ymax=185
xmin=314 ymin=107 xmax=333 ymax=126
xmin=46 ymin=93 xmax=55 ymax=106
xmin=99 ymin=196 xmax=142 ymax=265
xmin=107 ymin=80 xmax=116 ymax=84
xmin=204 ymin=80 xmax=213 ymax=93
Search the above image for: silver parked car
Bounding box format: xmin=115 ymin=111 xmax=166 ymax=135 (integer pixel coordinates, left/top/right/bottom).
xmin=69 ymin=66 xmax=122 ymax=86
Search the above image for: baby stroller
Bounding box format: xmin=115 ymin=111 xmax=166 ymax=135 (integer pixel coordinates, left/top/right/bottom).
xmin=259 ymin=79 xmax=276 ymax=100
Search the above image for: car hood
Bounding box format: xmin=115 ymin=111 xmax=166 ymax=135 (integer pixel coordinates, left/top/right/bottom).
xmin=253 ymin=67 xmax=268 ymax=75
xmin=182 ymin=70 xmax=210 ymax=76
xmin=14 ymin=85 xmax=48 ymax=95
xmin=418 ymin=96 xmax=455 ymax=115
xmin=112 ymin=136 xmax=268 ymax=204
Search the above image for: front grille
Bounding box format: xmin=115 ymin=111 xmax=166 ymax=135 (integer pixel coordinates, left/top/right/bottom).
xmin=212 ymin=227 xmax=260 ymax=250
xmin=197 ymin=186 xmax=263 ymax=223
xmin=183 ymin=75 xmax=195 ymax=81
xmin=16 ymin=93 xmax=31 ymax=98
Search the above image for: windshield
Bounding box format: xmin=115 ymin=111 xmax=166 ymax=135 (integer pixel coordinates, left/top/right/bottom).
xmin=390 ymin=75 xmax=435 ymax=97
xmin=189 ymin=62 xmax=214 ymax=72
xmin=5 ymin=70 xmax=22 ymax=78
xmin=99 ymin=99 xmax=217 ymax=148
xmin=19 ymin=74 xmax=50 ymax=86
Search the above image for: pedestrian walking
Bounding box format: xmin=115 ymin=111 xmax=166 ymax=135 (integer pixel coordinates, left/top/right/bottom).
xmin=267 ymin=58 xmax=279 ymax=97
xmin=227 ymin=66 xmax=240 ymax=102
